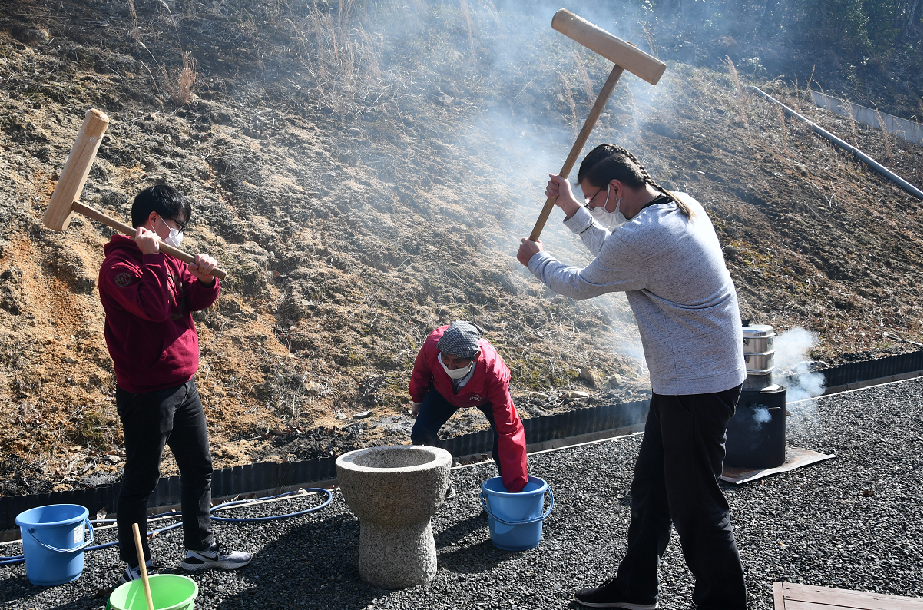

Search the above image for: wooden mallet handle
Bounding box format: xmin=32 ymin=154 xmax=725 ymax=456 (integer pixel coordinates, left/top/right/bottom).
xmin=528 ymin=10 xmax=667 ymax=242
xmin=131 ymin=522 xmax=155 ymax=610
xmin=73 ymin=202 xmax=228 ymax=280
xmin=528 ymin=64 xmax=623 ymax=242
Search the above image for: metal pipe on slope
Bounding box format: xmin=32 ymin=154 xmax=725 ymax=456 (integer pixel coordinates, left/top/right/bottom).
xmin=750 ymin=86 xmax=923 ymax=201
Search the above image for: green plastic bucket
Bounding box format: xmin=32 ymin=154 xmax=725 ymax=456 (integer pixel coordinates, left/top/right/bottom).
xmin=108 ymin=574 xmax=198 ymax=610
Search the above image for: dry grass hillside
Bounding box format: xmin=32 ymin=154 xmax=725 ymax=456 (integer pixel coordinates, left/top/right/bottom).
xmin=0 ymin=0 xmax=921 ymax=496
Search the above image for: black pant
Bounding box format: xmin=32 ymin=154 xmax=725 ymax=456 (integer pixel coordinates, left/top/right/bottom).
xmin=614 ymin=385 xmax=747 ymax=610
xmin=116 ymin=378 xmax=214 ymax=565
xmin=410 ymin=385 xmax=502 ymax=476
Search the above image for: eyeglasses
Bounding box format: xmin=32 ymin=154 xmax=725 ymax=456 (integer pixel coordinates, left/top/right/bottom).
xmin=584 ymin=187 xmax=604 ymax=206
xmin=159 ymin=214 xmax=187 ymax=233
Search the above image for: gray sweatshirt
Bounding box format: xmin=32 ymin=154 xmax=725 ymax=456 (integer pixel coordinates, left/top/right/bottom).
xmin=528 ymin=193 xmax=746 ymax=395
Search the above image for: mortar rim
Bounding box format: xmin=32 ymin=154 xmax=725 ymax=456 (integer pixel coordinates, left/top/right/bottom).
xmin=335 ymin=444 xmax=452 ymax=473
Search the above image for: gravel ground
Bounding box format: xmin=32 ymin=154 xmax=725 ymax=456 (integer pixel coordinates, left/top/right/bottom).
xmin=2 ymin=377 xmax=922 ymax=609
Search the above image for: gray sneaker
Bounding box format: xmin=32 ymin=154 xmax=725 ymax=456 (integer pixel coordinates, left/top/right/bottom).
xmin=181 ymin=543 xmax=251 ymax=572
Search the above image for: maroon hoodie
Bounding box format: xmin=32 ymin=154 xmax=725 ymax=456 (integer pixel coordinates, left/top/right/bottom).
xmin=98 ymin=234 xmax=220 ymax=393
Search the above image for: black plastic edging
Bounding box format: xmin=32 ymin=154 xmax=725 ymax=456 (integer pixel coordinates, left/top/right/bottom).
xmin=3 ymin=350 xmax=923 ymax=531
xmin=0 ymin=401 xmax=649 ymax=531
xmin=439 ymin=399 xmax=650 ymax=457
xmin=0 ymin=457 xmax=339 ymax=534
xmin=820 ymin=350 xmax=923 ymax=388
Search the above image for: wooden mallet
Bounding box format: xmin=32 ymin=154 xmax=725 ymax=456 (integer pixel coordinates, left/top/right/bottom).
xmin=44 ymin=108 xmax=227 ymax=279
xmin=528 ymin=9 xmax=667 ymax=242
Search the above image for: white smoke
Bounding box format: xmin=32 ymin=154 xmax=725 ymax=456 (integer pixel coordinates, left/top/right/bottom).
xmin=773 ymin=326 xmax=826 ymax=410
xmin=752 ymin=406 xmax=772 ymax=424
xmin=744 ymin=405 xmax=773 ymax=434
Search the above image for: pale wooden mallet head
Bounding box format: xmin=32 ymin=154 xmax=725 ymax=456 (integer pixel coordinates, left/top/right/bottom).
xmin=45 ymin=108 xmax=227 ymax=279
xmin=551 ymin=9 xmax=666 ymax=86
xmin=527 ymin=10 xmax=667 ymax=242
xmin=44 ymin=109 xmax=110 ymax=232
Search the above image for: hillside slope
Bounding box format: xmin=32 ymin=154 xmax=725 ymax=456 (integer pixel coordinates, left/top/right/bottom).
xmin=1 ymin=0 xmax=921 ymax=495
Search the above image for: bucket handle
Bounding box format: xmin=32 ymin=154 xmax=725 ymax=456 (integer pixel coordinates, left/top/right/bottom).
xmin=479 ymin=487 xmax=554 ymax=527
xmin=27 ymin=517 xmax=95 ymax=554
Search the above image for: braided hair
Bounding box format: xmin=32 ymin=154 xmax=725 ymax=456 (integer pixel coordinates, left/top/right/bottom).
xmin=577 ymin=144 xmax=695 ymax=219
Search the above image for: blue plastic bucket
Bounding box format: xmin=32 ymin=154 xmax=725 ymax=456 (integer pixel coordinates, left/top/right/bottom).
xmin=15 ymin=504 xmax=94 ymax=586
xmin=479 ymin=476 xmax=554 ymax=551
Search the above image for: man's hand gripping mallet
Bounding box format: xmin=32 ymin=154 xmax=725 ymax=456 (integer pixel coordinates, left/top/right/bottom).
xmin=520 ymin=9 xmax=667 ymax=262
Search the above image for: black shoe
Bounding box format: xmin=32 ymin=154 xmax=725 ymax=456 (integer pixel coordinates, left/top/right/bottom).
xmin=444 ymin=484 xmax=456 ymax=499
xmin=575 ymin=578 xmax=658 ymax=609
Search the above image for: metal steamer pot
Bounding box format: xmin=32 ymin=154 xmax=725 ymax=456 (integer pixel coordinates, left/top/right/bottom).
xmin=742 ymin=323 xmax=776 ymax=376
xmin=742 ymin=324 xmax=775 ymax=353
xmin=744 ymin=351 xmax=774 ymax=374
xmin=727 ymin=322 xmax=786 ymax=468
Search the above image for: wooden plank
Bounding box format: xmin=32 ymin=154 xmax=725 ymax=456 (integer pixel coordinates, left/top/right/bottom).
xmin=777 ymin=582 xmax=923 ymax=610
xmin=783 ymin=582 xmax=923 ymax=609
xmin=786 ymin=601 xmax=845 ymax=610
xmin=775 ymin=581 xmax=787 ymax=610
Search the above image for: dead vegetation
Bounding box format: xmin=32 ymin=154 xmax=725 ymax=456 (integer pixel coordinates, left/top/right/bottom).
xmin=0 ymin=0 xmax=921 ymax=495
xmin=161 ymin=51 xmax=197 ymax=105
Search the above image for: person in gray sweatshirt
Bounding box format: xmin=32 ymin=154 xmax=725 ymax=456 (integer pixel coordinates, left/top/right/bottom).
xmin=517 ymin=144 xmax=748 ymax=610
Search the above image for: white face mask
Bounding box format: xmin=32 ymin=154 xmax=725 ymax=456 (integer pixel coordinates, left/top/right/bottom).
xmin=588 ymin=195 xmax=627 ymax=230
xmin=440 ymin=357 xmax=474 ymax=380
xmin=163 ymin=227 xmax=183 ymax=248
xmin=153 ymin=215 xmax=184 ymax=248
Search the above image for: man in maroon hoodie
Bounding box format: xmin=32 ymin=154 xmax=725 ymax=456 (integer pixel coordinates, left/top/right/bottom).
xmin=98 ymin=185 xmax=250 ymax=584
xmin=409 ymin=321 xmax=529 ymax=493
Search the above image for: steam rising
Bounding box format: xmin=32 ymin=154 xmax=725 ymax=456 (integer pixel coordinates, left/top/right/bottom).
xmin=774 ymin=326 xmax=825 ymax=410
xmin=743 ymin=405 xmax=773 ymax=435
xmin=437 ymin=1 xmax=666 ymax=362
xmin=288 ymin=2 xmax=685 ymax=365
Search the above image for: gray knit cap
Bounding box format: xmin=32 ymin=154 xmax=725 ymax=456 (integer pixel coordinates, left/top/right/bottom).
xmin=436 ymin=320 xmax=484 ymax=359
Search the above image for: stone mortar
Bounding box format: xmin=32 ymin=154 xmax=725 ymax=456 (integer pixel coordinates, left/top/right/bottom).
xmin=335 ymin=445 xmax=452 ymax=589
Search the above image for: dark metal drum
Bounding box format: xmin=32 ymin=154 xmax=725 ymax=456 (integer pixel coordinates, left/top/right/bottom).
xmin=725 ymin=385 xmax=787 ymax=468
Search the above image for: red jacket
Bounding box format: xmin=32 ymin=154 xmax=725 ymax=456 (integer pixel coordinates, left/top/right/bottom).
xmin=98 ymin=234 xmax=220 ymax=393
xmin=410 ymin=326 xmax=528 ymax=492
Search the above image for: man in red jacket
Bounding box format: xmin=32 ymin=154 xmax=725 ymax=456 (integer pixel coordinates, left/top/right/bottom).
xmin=98 ymin=185 xmax=250 ymax=585
xmin=409 ymin=321 xmax=529 ymax=493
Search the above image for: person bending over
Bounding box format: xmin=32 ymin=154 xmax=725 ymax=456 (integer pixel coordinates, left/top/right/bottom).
xmin=409 ymin=320 xmax=528 ymax=493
